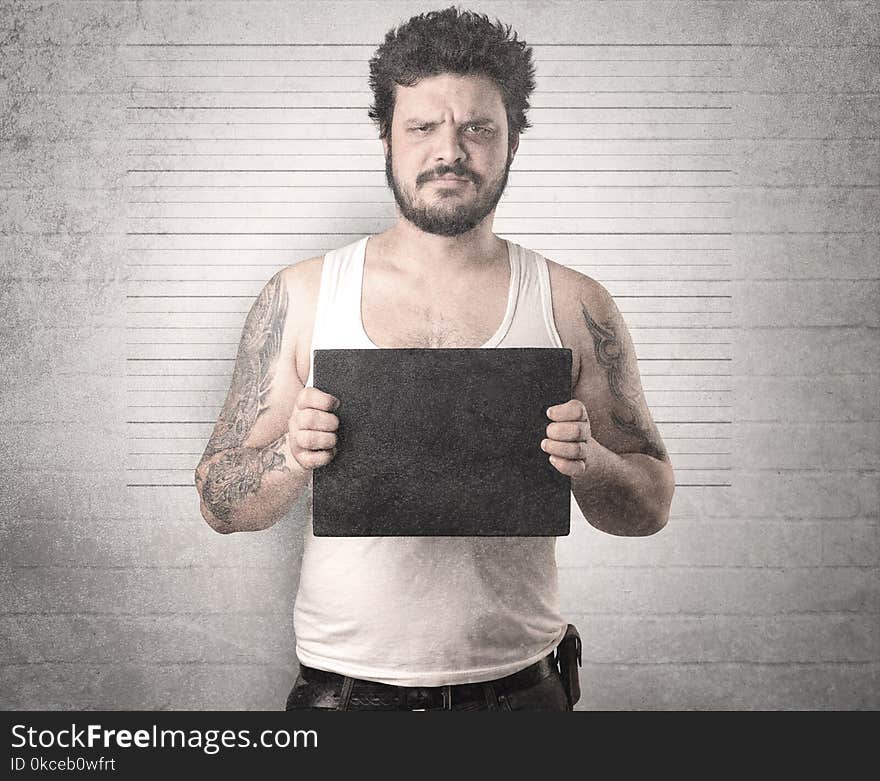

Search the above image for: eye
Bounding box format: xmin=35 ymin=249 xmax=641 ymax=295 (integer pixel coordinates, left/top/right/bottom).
xmin=410 ymin=125 xmax=431 ymax=134
xmin=466 ymin=124 xmax=492 ymax=136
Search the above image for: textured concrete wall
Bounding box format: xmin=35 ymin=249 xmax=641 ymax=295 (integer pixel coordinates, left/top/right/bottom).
xmin=1 ymin=1 xmax=877 ymax=710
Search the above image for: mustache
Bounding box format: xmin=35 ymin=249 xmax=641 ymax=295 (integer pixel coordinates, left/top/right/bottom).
xmin=416 ymin=165 xmax=481 ymax=187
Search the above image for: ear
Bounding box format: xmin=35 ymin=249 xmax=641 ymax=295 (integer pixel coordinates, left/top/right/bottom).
xmin=382 ymin=135 xmax=390 ymax=158
xmin=508 ymin=133 xmax=520 ymax=160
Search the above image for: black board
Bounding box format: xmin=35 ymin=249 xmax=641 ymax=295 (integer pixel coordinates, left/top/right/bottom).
xmin=312 ymin=348 xmax=572 ymax=536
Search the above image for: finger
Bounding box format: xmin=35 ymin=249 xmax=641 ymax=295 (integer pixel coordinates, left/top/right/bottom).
xmin=295 ymin=448 xmax=337 ymax=470
xmin=548 ymin=455 xmax=586 ymax=477
xmin=546 ymin=399 xmax=588 ymax=422
xmin=541 ymin=439 xmax=588 ymax=461
xmin=545 ymin=421 xmax=589 ymax=442
xmin=297 ymin=386 xmax=340 ymax=412
xmin=296 ymin=408 xmax=339 ymax=432
xmin=296 ymin=430 xmax=337 ymax=451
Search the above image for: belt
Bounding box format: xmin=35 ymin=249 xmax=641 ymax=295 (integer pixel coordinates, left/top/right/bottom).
xmin=298 ymin=652 xmax=558 ymax=710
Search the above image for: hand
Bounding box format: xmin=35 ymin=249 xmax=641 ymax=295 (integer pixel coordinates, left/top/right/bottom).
xmin=542 ymin=399 xmax=591 ymax=476
xmin=289 ymin=386 xmax=340 ymax=470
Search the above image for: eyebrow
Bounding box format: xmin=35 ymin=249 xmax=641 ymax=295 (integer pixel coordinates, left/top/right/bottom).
xmin=403 ymin=117 xmax=498 ymax=127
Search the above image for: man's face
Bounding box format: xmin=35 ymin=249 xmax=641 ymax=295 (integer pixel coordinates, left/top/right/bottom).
xmin=383 ymin=73 xmax=518 ymax=237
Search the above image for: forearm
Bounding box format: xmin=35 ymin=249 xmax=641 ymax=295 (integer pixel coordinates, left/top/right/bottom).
xmin=194 ymin=432 xmax=311 ymax=534
xmin=571 ymin=439 xmax=674 ymax=536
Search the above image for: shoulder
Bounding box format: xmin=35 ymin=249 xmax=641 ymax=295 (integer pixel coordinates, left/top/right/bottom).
xmin=275 ymin=255 xmax=325 ymax=384
xmin=281 ymin=252 xmax=323 ymax=297
xmin=279 ymin=254 xmax=324 ymax=295
xmin=545 ymin=257 xmax=615 ymax=314
xmin=544 ymin=257 xmax=619 ymax=354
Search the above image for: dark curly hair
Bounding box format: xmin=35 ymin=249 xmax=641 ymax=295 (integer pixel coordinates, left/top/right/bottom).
xmin=368 ymin=6 xmax=535 ymax=149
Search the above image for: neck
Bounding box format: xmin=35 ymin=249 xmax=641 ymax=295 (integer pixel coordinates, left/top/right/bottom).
xmin=375 ymin=216 xmax=506 ymax=281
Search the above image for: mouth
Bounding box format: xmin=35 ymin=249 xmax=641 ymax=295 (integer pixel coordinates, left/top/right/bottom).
xmin=429 ymin=176 xmax=470 ymax=185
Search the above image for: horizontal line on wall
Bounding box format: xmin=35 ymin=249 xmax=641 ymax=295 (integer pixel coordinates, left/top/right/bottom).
xmin=124 ymin=342 xmax=732 ymax=347
xmin=123 ymin=43 xmax=733 ymax=48
xmin=115 ymin=136 xmax=876 ymax=142
xmin=128 ymin=58 xmax=734 ymax=63
xmin=128 ymin=436 xmax=217 ymax=438
xmin=558 ymin=565 xmax=877 ymax=572
xmin=127 ymin=74 xmax=735 ymax=79
xmin=126 ymin=152 xmax=734 ymax=157
xmin=125 ymin=359 xmax=237 ymax=362
xmin=120 ymin=326 xmax=734 ymax=331
xmin=0 ymin=662 xmax=831 ymax=670
xmin=126 ymin=184 xmax=738 ymax=188
xmin=126 ymin=106 xmax=733 ymax=110
xmin=123 ymin=482 xmax=732 ymax=487
xmin=0 ymin=611 xmax=869 ymax=621
xmin=131 ymin=451 xmax=207 ymax=455
xmin=124 ymin=263 xmax=733 ymax=268
xmin=124 ymin=232 xmax=733 ymax=236
xmin=125 ymin=219 xmax=734 ymax=223
xmin=116 ymin=43 xmax=880 ymax=49
xmin=125 ymin=200 xmax=734 ymax=204
xmin=124 ymin=277 xmax=731 ymax=285
xmin=125 ymin=434 xmax=733 ymax=440
xmin=124 ymin=389 xmax=732 ymax=395
xmin=127 ymin=168 xmax=734 ymax=172
xmin=119 ymin=90 xmax=880 ymax=96
xmin=0 ymin=611 xmax=298 ymax=617
xmin=125 ymin=418 xmax=732 ymax=424
xmin=131 ymin=450 xmax=731 ymax=456
xmin=0 ymin=661 xmax=305 ymax=669
xmin=126 ymin=464 xmax=732 ymax=470
xmin=122 ymin=92 xmax=739 ymax=98
xmin=125 ymin=137 xmax=738 ymax=142
xmin=125 ymin=121 xmax=734 ymax=125
xmin=123 ymin=90 xmax=738 ymax=95
xmin=125 ymin=311 xmax=732 ymax=315
xmin=124 ymin=280 xmax=732 ymax=284
xmin=125 ymin=293 xmax=733 ymax=299
xmin=124 ymin=249 xmax=732 ymax=253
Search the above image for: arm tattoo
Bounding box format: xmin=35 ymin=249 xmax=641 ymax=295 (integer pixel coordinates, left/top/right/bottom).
xmin=203 ymin=272 xmax=288 ymax=457
xmin=581 ymin=304 xmax=668 ymax=461
xmin=202 ymin=433 xmax=290 ymax=522
xmin=197 ymin=272 xmax=290 ymax=522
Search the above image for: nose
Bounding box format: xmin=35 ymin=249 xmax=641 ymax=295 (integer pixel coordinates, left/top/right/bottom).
xmin=433 ymin=124 xmax=466 ymax=165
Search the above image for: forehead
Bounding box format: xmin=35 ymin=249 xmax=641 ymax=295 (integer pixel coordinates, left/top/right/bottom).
xmin=392 ymin=73 xmax=506 ymax=120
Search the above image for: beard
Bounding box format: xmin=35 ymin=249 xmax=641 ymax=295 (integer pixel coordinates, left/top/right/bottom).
xmin=384 ymin=145 xmax=513 ymax=237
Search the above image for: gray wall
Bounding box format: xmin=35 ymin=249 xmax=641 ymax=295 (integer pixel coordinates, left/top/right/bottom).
xmin=1 ymin=1 xmax=877 ymax=710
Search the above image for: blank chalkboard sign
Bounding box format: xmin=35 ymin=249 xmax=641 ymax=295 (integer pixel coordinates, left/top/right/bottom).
xmin=311 ymin=348 xmax=572 ymax=536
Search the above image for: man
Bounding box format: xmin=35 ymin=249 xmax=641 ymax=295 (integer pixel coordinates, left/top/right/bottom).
xmin=194 ymin=7 xmax=674 ymax=711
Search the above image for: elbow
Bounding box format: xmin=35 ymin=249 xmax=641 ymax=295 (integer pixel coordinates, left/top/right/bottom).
xmin=194 ymin=464 xmax=236 ymax=535
xmin=641 ymin=460 xmax=675 ymax=536
xmin=619 ymin=458 xmax=674 ymax=537
xmin=639 ymin=506 xmax=669 ymax=537
xmin=200 ymin=499 xmax=237 ymax=535
xmin=205 ymin=509 xmax=234 ymax=534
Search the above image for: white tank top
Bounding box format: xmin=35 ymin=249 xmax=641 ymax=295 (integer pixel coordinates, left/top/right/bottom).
xmin=294 ymin=234 xmax=569 ymax=686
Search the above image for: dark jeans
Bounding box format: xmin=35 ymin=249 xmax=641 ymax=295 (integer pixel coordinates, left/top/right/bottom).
xmin=284 ymin=656 xmax=572 ymax=712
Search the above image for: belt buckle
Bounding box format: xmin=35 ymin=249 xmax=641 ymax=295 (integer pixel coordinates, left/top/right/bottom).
xmin=408 ymin=686 xmax=432 ymax=711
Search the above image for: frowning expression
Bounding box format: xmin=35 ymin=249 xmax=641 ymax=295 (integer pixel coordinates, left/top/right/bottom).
xmin=383 ymin=73 xmax=518 ymax=236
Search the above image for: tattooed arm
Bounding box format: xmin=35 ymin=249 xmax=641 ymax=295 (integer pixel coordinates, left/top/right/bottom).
xmin=549 ymin=267 xmax=675 ymax=536
xmin=194 ymin=269 xmax=311 ymax=533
